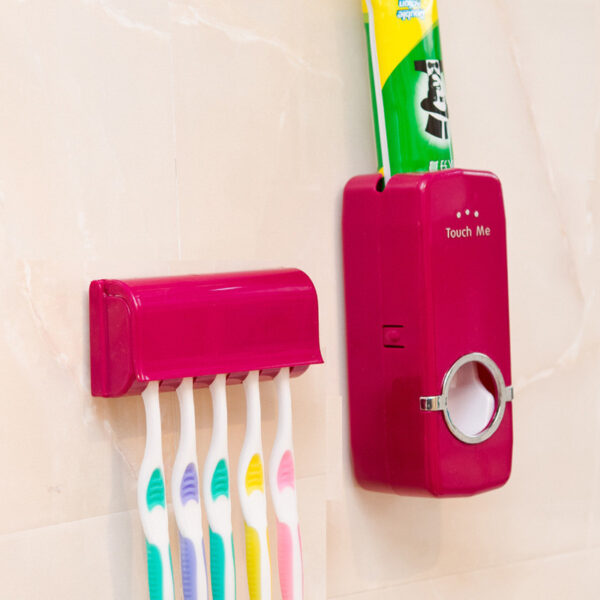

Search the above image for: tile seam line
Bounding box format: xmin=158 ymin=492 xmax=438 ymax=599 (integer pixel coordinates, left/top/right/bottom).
xmin=327 ymin=544 xmax=600 ymax=598
xmin=0 ymin=507 xmax=141 ymax=540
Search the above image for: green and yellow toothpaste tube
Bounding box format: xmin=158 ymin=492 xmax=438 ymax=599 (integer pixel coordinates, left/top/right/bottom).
xmin=363 ymin=0 xmax=454 ymax=179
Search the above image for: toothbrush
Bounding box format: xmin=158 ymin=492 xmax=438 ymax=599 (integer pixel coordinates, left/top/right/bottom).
xmin=239 ymin=371 xmax=272 ymax=600
xmin=269 ymin=368 xmax=303 ymax=600
xmin=204 ymin=374 xmax=236 ymax=600
xmin=139 ymin=381 xmax=175 ymax=600
xmin=172 ymin=377 xmax=209 ymax=600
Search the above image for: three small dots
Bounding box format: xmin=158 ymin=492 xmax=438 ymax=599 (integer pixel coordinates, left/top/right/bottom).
xmin=456 ymin=210 xmax=479 ymax=218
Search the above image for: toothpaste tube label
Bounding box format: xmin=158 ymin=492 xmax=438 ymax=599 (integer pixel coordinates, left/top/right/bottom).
xmin=363 ymin=0 xmax=454 ymax=175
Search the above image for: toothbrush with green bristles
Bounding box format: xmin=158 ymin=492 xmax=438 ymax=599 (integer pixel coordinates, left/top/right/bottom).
xmin=203 ymin=374 xmax=236 ymax=600
xmin=138 ymin=381 xmax=175 ymax=600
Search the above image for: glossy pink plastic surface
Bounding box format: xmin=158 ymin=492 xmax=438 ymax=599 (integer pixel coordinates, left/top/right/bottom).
xmin=343 ymin=169 xmax=513 ymax=497
xmin=276 ymin=522 xmax=302 ymax=600
xmin=89 ymin=269 xmax=323 ymax=397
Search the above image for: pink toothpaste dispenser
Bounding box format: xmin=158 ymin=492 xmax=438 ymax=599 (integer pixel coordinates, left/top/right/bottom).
xmin=342 ymin=169 xmax=513 ymax=497
xmin=89 ymin=268 xmax=323 ymax=396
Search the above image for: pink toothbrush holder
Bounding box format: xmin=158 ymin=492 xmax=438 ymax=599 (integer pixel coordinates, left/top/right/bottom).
xmin=89 ymin=268 xmax=323 ymax=396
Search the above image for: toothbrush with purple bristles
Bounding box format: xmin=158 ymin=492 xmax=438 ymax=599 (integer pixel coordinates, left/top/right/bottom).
xmin=172 ymin=377 xmax=209 ymax=600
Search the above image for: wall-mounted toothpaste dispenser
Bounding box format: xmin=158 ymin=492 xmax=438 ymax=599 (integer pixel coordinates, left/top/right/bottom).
xmin=343 ymin=169 xmax=513 ymax=497
xmin=90 ymin=268 xmax=322 ymax=600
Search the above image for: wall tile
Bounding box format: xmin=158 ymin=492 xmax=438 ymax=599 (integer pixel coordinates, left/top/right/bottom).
xmin=0 ymin=0 xmax=598 ymax=597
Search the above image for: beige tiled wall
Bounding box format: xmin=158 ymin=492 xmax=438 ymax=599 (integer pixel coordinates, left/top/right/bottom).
xmin=1 ymin=0 xmax=599 ymax=598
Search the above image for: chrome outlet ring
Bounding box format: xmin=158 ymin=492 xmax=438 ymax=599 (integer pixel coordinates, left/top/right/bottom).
xmin=420 ymin=352 xmax=513 ymax=445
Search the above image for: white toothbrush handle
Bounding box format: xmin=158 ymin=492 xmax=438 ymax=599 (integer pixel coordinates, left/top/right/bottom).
xmin=269 ymin=368 xmax=303 ymax=600
xmin=239 ymin=371 xmax=272 ymax=600
xmin=173 ymin=378 xmax=209 ymax=600
xmin=203 ymin=374 xmax=236 ymax=600
xmin=139 ymin=382 xmax=175 ymax=600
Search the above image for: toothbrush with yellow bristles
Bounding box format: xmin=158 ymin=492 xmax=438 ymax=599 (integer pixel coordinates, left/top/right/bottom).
xmin=238 ymin=370 xmax=272 ymax=600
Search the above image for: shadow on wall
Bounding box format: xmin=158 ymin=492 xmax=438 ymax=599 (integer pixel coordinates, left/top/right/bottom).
xmin=82 ymin=288 xmax=139 ymax=593
xmin=108 ymin=445 xmax=135 ymax=598
xmin=349 ymin=486 xmax=442 ymax=582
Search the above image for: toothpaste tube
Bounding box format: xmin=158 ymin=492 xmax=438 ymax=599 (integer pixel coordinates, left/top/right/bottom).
xmin=363 ymin=0 xmax=454 ymax=179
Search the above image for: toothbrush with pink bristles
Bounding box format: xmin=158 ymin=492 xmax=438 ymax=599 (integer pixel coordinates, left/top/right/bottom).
xmin=269 ymin=368 xmax=303 ymax=599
